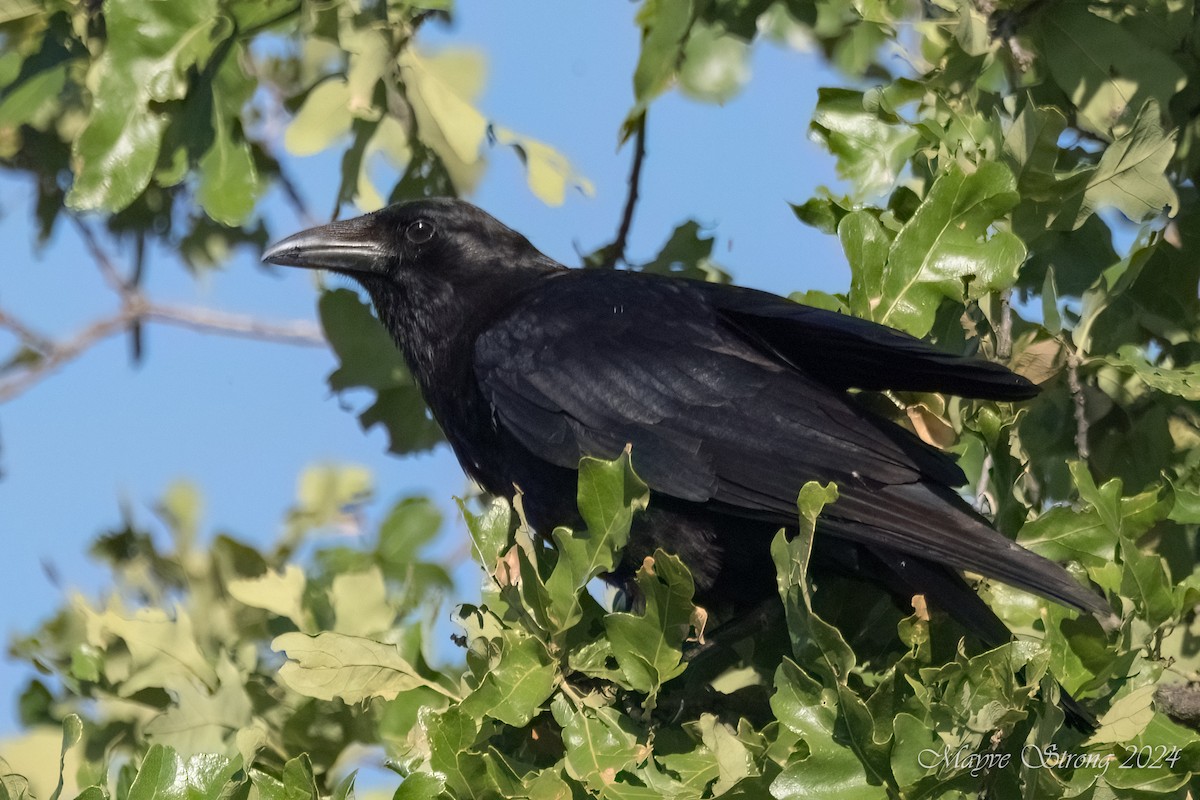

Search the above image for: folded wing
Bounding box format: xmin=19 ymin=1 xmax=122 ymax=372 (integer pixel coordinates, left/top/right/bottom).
xmin=474 ymin=272 xmax=1106 ymax=617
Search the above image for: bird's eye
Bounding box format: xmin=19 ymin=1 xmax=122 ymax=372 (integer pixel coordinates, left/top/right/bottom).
xmin=406 ymin=219 xmax=436 ymax=244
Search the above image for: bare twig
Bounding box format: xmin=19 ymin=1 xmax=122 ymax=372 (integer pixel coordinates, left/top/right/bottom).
xmin=70 ymin=215 xmax=129 ymax=292
xmin=2 ymin=216 xmax=326 ymax=403
xmin=598 ymin=112 xmax=648 ymax=269
xmin=997 ymin=288 xmax=1013 ymax=361
xmin=0 ymin=300 xmax=324 ymax=403
xmin=276 ymin=161 xmax=319 ymax=227
xmin=0 ymin=307 xmax=53 ymax=353
xmin=144 ymin=302 xmax=323 ymax=345
xmin=1066 ymin=349 xmax=1090 ymax=460
xmin=0 ymin=310 xmax=135 ymax=403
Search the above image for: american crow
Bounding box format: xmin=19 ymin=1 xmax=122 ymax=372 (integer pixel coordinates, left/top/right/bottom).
xmin=263 ymin=199 xmax=1111 ymax=702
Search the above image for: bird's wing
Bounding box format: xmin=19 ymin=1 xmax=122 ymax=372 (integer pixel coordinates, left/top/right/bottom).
xmin=701 ymin=283 xmax=1039 ymax=400
xmin=474 ymin=273 xmax=1106 ymax=616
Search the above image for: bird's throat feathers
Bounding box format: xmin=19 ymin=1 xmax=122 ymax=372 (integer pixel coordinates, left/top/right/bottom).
xmin=356 ymin=262 xmax=552 ymax=396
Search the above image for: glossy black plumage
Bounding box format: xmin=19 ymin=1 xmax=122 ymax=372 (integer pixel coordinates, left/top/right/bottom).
xmin=262 ymin=198 xmax=1111 ymax=656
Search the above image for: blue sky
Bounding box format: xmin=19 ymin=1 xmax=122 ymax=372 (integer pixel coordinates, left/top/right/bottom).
xmin=0 ymin=3 xmax=850 ymax=732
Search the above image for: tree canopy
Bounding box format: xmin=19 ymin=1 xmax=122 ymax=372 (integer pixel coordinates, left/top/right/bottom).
xmin=2 ymin=1 xmax=1200 ymax=799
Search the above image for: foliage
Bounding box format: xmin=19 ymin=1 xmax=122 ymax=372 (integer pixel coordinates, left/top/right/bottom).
xmin=4 ymin=0 xmax=1200 ymax=798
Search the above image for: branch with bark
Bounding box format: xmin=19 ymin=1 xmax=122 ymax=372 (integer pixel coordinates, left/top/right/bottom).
xmin=596 ymin=112 xmax=648 ymax=270
xmin=0 ymin=218 xmax=325 ymax=404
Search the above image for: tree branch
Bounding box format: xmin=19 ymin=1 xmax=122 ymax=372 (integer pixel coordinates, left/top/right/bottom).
xmin=1066 ymin=349 xmax=1090 ymax=460
xmin=598 ymin=112 xmax=647 ymax=269
xmin=144 ymin=302 xmax=324 ymax=345
xmin=997 ymin=288 xmax=1013 ymax=361
xmin=1 ymin=217 xmax=327 ymax=404
xmin=275 ymin=160 xmax=319 ymax=227
xmin=0 ymin=307 xmax=53 ymax=353
xmin=0 ymin=300 xmax=325 ymax=404
xmin=0 ymin=310 xmax=134 ymax=403
xmin=70 ymin=215 xmax=129 ymax=292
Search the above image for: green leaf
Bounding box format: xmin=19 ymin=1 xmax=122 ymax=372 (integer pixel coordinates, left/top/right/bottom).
xmin=545 ymin=451 xmax=648 ymax=630
xmin=1120 ymin=539 xmax=1175 ymax=629
xmin=318 ymin=289 xmax=443 ymax=455
xmin=280 ymin=755 xmax=317 ymax=800
xmin=810 ymin=88 xmax=920 ymax=199
xmin=839 ymin=211 xmax=890 ymax=319
xmin=413 ymin=707 xmax=491 ymax=798
xmin=273 ymin=631 xmax=457 ymax=704
xmin=143 ymin=656 xmax=252 ymax=758
xmin=791 ymin=196 xmax=849 ymax=235
xmin=377 ymin=495 xmax=442 ymax=565
xmin=551 ymin=696 xmax=641 ymax=790
xmin=393 ymin=773 xmax=446 ymax=800
xmin=1041 ymin=268 xmax=1062 ymax=335
xmin=1103 ymin=346 xmax=1200 ymax=401
xmin=320 ymin=289 xmax=405 ymax=390
xmin=603 ymin=550 xmax=697 ymax=698
xmin=288 ymin=463 xmax=373 ymax=536
xmin=679 ymin=22 xmax=750 ymax=103
xmin=458 ymin=496 xmax=513 ymax=578
xmin=874 ymin=161 xmax=1025 ymax=337
xmin=341 ymin=25 xmax=390 ymax=122
xmin=696 ymin=714 xmax=753 ymax=795
xmin=1017 ymin=507 xmax=1120 ymax=569
xmin=158 ymin=481 xmax=203 ymax=555
xmin=126 ymin=747 xmax=187 ymax=800
xmin=48 ymin=715 xmax=81 ymax=800
xmin=460 ymin=629 xmax=556 ymax=727
xmin=398 ymin=47 xmax=488 ymax=193
xmin=0 ymin=63 xmax=66 ymax=130
xmin=769 ymin=661 xmax=881 ymax=800
xmin=1034 ymin=8 xmax=1186 ymax=139
xmin=68 ymin=0 xmax=225 ymax=211
xmin=82 ymin=604 xmax=218 ymax=695
xmin=632 ymin=0 xmax=694 ymax=107
xmin=1168 ymin=478 xmax=1200 ymax=525
xmin=196 ymin=47 xmax=260 ymax=226
xmin=637 ymin=220 xmax=730 ymax=283
xmin=0 ymin=0 xmax=39 ymax=24
xmin=1058 ymin=101 xmax=1179 ymax=229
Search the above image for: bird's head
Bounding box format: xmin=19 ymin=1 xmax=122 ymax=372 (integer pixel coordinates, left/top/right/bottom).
xmin=262 ymin=198 xmax=562 ymax=374
xmin=262 ymin=198 xmax=560 ymax=290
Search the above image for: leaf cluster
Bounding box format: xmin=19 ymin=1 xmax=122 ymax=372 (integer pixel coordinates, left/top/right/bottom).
xmin=8 ymin=449 xmax=1200 ymax=799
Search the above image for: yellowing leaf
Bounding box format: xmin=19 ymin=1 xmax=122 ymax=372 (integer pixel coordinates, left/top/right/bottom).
xmin=398 ymin=48 xmax=487 ymax=185
xmin=492 ymin=127 xmax=594 ymax=206
xmin=1089 ymin=684 xmax=1156 ymax=744
xmin=143 ymin=656 xmax=252 ymax=758
xmin=331 ymin=567 xmax=394 ymax=636
xmin=227 ymin=565 xmax=307 ymax=628
xmin=285 ymin=78 xmax=353 ymax=157
xmin=81 ymin=602 xmax=217 ymax=695
xmin=273 ymin=632 xmax=457 ymax=704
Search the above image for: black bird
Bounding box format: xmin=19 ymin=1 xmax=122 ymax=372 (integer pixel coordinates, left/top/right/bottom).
xmin=262 ymin=199 xmax=1111 ymax=699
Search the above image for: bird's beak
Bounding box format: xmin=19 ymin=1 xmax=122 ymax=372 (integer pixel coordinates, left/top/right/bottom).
xmin=262 ymin=215 xmax=388 ymax=274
